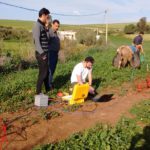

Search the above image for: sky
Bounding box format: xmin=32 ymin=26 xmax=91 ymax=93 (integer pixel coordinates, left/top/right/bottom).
xmin=0 ymin=0 xmax=150 ymax=24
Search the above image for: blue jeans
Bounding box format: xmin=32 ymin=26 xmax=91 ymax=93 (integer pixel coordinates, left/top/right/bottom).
xmin=48 ymin=51 xmax=58 ymax=87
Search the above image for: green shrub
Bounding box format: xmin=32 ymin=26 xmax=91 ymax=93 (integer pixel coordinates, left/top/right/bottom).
xmin=34 ymin=118 xmax=140 ymax=150
xmin=0 ymin=69 xmax=37 ymax=113
xmin=76 ymin=29 xmax=97 ymax=46
xmin=34 ymin=99 xmax=150 ymax=150
xmin=124 ymin=24 xmax=136 ymax=34
xmin=131 ymin=100 xmax=150 ymax=124
xmin=0 ymin=25 xmax=32 ymax=42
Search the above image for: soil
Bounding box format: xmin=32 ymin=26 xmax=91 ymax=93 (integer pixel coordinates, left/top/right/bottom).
xmin=1 ymin=82 xmax=150 ymax=150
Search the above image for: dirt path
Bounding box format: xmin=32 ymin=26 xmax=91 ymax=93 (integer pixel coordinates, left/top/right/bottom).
xmin=1 ymin=83 xmax=150 ymax=150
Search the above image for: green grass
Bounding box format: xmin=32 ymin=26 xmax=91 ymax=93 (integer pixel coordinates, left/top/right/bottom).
xmin=1 ymin=34 xmax=150 ymax=113
xmin=0 ymin=19 xmax=34 ymax=31
xmin=0 ymin=19 xmax=135 ymax=31
xmin=34 ymin=118 xmax=140 ymax=150
xmin=2 ymin=40 xmax=34 ymax=59
xmin=0 ymin=69 xmax=37 ymax=112
xmin=131 ymin=100 xmax=150 ymax=124
xmin=0 ymin=20 xmax=150 ymax=149
xmin=34 ymin=99 xmax=150 ymax=150
xmin=125 ymin=34 xmax=150 ymax=41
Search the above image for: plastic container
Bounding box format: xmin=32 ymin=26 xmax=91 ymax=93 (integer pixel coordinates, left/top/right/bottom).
xmin=34 ymin=94 xmax=48 ymax=106
xmin=70 ymin=83 xmax=89 ymax=105
xmin=62 ymin=83 xmax=89 ymax=105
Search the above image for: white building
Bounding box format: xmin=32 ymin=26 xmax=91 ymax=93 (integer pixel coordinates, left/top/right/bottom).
xmin=58 ymin=31 xmax=76 ymax=40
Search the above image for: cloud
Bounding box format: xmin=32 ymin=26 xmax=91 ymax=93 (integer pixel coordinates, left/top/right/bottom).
xmin=73 ymin=10 xmax=80 ymax=15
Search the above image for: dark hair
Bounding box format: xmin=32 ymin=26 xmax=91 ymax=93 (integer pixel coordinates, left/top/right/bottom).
xmin=85 ymin=56 xmax=94 ymax=63
xmin=39 ymin=8 xmax=50 ymax=17
xmin=139 ymin=31 xmax=144 ymax=35
xmin=53 ymin=19 xmax=60 ymax=24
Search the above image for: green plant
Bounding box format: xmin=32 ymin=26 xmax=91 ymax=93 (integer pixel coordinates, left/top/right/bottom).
xmin=76 ymin=29 xmax=97 ymax=46
xmin=124 ymin=24 xmax=136 ymax=34
xmin=40 ymin=109 xmax=60 ymax=120
xmin=1 ymin=34 xmax=150 ymax=113
xmin=33 ymin=118 xmax=140 ymax=150
xmin=63 ymin=104 xmax=81 ymax=112
xmin=34 ymin=98 xmax=150 ymax=149
xmin=131 ymin=99 xmax=150 ymax=124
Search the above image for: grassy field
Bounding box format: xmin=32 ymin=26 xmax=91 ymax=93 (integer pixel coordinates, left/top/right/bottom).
xmin=0 ymin=19 xmax=34 ymax=31
xmin=1 ymin=20 xmax=150 ymax=112
xmin=1 ymin=19 xmax=150 ymax=33
xmin=0 ymin=19 xmax=129 ymax=31
xmin=125 ymin=34 xmax=150 ymax=41
xmin=34 ymin=99 xmax=150 ymax=150
xmin=2 ymin=40 xmax=35 ymax=60
xmin=1 ymin=34 xmax=150 ymax=113
xmin=0 ymin=20 xmax=150 ymax=149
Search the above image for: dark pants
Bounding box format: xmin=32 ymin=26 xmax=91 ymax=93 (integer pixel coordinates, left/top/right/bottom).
xmin=48 ymin=51 xmax=58 ymax=86
xmin=35 ymin=52 xmax=50 ymax=94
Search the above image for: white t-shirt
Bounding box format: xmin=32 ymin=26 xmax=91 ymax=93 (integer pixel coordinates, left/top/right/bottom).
xmin=71 ymin=62 xmax=92 ymax=83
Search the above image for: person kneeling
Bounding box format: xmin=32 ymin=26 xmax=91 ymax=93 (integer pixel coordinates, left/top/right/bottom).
xmin=71 ymin=56 xmax=95 ymax=95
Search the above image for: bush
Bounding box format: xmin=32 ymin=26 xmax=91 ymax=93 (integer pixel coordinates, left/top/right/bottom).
xmin=0 ymin=39 xmax=4 ymax=54
xmin=34 ymin=118 xmax=140 ymax=150
xmin=0 ymin=26 xmax=32 ymax=42
xmin=59 ymin=39 xmax=86 ymax=63
xmin=124 ymin=17 xmax=150 ymax=34
xmin=76 ymin=29 xmax=97 ymax=46
xmin=124 ymin=24 xmax=136 ymax=34
xmin=0 ymin=55 xmax=37 ymax=74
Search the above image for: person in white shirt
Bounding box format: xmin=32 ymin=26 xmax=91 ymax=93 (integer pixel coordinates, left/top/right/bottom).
xmin=71 ymin=56 xmax=95 ymax=94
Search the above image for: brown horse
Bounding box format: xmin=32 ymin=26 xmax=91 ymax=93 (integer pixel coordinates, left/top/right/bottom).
xmin=112 ymin=45 xmax=140 ymax=69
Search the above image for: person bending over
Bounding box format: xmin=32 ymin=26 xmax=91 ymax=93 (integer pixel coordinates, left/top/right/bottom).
xmin=71 ymin=56 xmax=95 ymax=94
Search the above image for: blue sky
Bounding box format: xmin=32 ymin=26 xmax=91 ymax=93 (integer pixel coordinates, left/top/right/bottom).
xmin=0 ymin=0 xmax=150 ymax=24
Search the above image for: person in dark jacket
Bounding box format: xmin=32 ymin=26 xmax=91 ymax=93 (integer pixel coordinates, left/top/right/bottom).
xmin=32 ymin=8 xmax=50 ymax=94
xmin=133 ymin=31 xmax=144 ymax=54
xmin=48 ymin=19 xmax=60 ymax=88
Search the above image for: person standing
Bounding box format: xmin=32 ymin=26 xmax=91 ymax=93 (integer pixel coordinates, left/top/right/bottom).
xmin=48 ymin=19 xmax=60 ymax=88
xmin=32 ymin=8 xmax=50 ymax=94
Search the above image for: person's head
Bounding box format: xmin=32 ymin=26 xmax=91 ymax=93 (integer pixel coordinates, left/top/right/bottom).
xmin=45 ymin=15 xmax=52 ymax=29
xmin=84 ymin=56 xmax=94 ymax=69
xmin=139 ymin=31 xmax=144 ymax=36
xmin=39 ymin=8 xmax=50 ymax=23
xmin=52 ymin=19 xmax=60 ymax=32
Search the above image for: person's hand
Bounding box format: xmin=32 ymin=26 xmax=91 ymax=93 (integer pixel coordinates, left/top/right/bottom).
xmin=89 ymin=86 xmax=95 ymax=94
xmin=42 ymin=55 xmax=47 ymax=60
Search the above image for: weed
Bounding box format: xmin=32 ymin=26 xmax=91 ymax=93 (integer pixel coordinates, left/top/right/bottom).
xmin=40 ymin=109 xmax=60 ymax=120
xmin=131 ymin=99 xmax=150 ymax=124
xmin=34 ymin=99 xmax=150 ymax=149
xmin=63 ymin=104 xmax=81 ymax=112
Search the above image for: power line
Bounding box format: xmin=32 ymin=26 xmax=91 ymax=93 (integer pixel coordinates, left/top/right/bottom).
xmin=0 ymin=1 xmax=105 ymax=17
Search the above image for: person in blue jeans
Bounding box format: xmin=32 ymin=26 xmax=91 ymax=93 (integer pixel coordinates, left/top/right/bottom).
xmin=47 ymin=19 xmax=60 ymax=89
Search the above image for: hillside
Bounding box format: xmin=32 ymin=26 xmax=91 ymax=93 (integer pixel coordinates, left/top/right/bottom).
xmin=0 ymin=19 xmax=131 ymax=31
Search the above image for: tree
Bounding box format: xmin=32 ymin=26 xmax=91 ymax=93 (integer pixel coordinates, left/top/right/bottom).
xmin=137 ymin=17 xmax=149 ymax=32
xmin=76 ymin=29 xmax=97 ymax=46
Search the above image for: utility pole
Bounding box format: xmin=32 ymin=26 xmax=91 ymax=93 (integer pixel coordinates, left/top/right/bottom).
xmin=105 ymin=10 xmax=108 ymax=45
